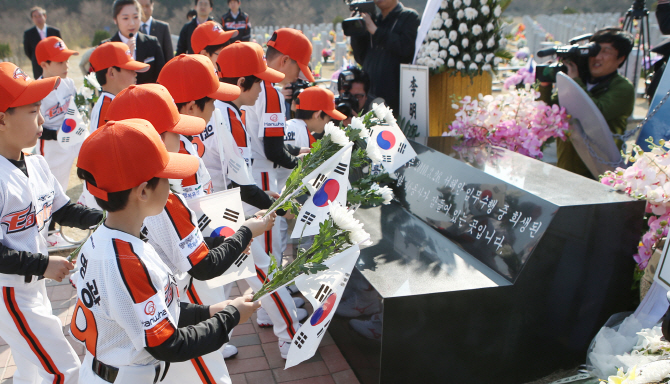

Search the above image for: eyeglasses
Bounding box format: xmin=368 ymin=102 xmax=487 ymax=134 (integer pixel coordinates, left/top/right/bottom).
xmin=352 ymin=93 xmax=366 ymax=100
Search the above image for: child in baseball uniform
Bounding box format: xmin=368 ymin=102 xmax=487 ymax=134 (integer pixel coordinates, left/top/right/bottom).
xmin=192 ymin=20 xmax=237 ymax=64
xmin=287 ymin=87 xmax=346 ymax=151
xmin=242 ymin=29 xmax=314 ymax=262
xmin=77 ymin=42 xmax=149 ymax=210
xmin=71 ymin=118 xmax=260 ymax=383
xmin=0 ymin=62 xmax=103 ymax=384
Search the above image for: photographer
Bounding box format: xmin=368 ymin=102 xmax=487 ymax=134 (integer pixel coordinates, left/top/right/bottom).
xmin=337 ymin=67 xmax=374 ymax=118
xmin=350 ymin=0 xmax=420 ymax=116
xmin=539 ymin=28 xmax=635 ymax=178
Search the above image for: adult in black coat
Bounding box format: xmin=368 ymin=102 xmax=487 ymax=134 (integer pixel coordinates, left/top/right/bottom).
xmin=23 ymin=7 xmax=61 ymax=79
xmin=177 ymin=0 xmax=215 ymax=54
xmin=138 ymin=0 xmax=174 ymax=61
xmin=350 ymin=0 xmax=420 ymax=117
xmin=104 ymin=0 xmax=165 ymax=84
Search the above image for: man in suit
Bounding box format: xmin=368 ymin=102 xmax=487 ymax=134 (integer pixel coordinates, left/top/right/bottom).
xmin=103 ymin=32 xmax=165 ymax=84
xmin=137 ymin=0 xmax=174 ymax=61
xmin=176 ymin=0 xmax=214 ymax=54
xmin=23 ymin=6 xmax=61 ymax=79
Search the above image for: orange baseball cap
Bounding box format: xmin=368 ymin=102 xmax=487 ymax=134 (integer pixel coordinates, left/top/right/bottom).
xmin=0 ymin=62 xmax=60 ymax=112
xmin=35 ymin=37 xmax=79 ymax=64
xmin=297 ymin=87 xmax=347 ymax=120
xmin=191 ymin=21 xmax=238 ymax=54
xmin=89 ymin=42 xmax=149 ymax=73
xmin=77 ymin=118 xmax=199 ymax=201
xmin=158 ymin=54 xmax=240 ymax=103
xmin=267 ymin=28 xmax=315 ymax=82
xmin=217 ymin=41 xmax=284 ymax=83
xmin=106 ymin=84 xmax=205 ymax=136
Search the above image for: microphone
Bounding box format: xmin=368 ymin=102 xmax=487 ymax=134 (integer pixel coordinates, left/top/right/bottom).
xmin=129 ymin=33 xmax=134 ymax=38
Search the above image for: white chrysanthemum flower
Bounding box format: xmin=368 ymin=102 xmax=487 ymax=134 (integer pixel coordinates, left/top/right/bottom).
xmin=486 ymin=53 xmax=495 ymax=62
xmin=464 ymin=0 xmax=471 ymax=5
xmin=487 ymin=36 xmax=496 ymax=48
xmin=481 ymin=0 xmax=488 ymax=4
xmin=463 ymin=53 xmax=471 ymax=62
xmin=447 ymin=58 xmax=455 ymax=67
xmin=426 ymin=59 xmax=436 ymax=68
xmin=482 ymin=63 xmax=492 ymax=71
xmin=457 ymin=9 xmax=464 ymax=19
xmin=486 ymin=23 xmax=494 ymax=32
xmin=324 ymin=122 xmax=350 ymax=146
xmin=456 ymin=61 xmax=465 ymax=70
xmin=499 ymin=37 xmax=507 ymax=47
xmin=350 ymin=117 xmax=368 ymax=138
xmin=494 ymin=57 xmax=502 ymax=64
xmin=328 ymin=201 xmax=371 ymax=245
xmin=439 ymin=37 xmax=450 ymax=48
xmin=474 ymin=53 xmax=483 ymax=62
xmin=453 ymin=0 xmax=462 ymax=8
xmin=84 ymin=73 xmax=101 ymax=90
xmin=428 ymin=30 xmax=439 ymax=39
xmin=449 ymin=45 xmax=460 ymax=56
xmin=435 ymin=58 xmax=445 ymax=67
xmin=449 ymin=30 xmax=458 ymax=41
xmin=375 ymin=185 xmax=394 ymax=205
xmin=417 ymin=57 xmax=427 ymax=65
xmin=462 ymin=38 xmax=469 ymax=48
xmin=366 ymin=141 xmax=383 ymax=164
xmin=438 ymin=30 xmax=447 ymax=38
xmin=472 ymin=24 xmax=482 ymax=36
xmin=475 ymin=40 xmax=483 ymax=50
xmin=431 ymin=17 xmax=443 ymax=30
xmin=464 ymin=7 xmax=478 ymax=20
xmin=429 ymin=50 xmax=438 ymax=59
xmin=439 ymin=49 xmax=448 ymax=59
xmin=429 ymin=41 xmax=440 ymax=51
xmin=441 ymin=12 xmax=450 ymax=20
xmin=444 ymin=18 xmax=453 ymax=28
xmin=494 ymin=5 xmax=502 ymax=17
xmin=481 ymin=5 xmax=490 ymax=15
xmin=469 ymin=63 xmax=478 ymax=71
xmin=441 ymin=0 xmax=448 ymax=8
xmin=80 ymin=87 xmax=94 ymax=100
xmin=372 ymin=103 xmax=396 ymax=126
xmin=458 ymin=23 xmax=468 ymax=34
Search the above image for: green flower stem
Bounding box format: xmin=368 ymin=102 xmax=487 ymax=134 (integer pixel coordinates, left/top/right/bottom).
xmin=67 ymin=211 xmax=106 ymax=262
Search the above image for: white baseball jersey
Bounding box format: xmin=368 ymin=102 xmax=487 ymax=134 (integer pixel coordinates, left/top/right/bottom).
xmin=40 ymin=77 xmax=77 ymax=132
xmin=89 ymin=91 xmax=115 ymax=133
xmin=142 ymin=192 xmax=209 ymax=291
xmin=0 ymin=155 xmax=69 ymax=286
xmin=178 ymin=135 xmax=213 ymax=200
xmin=242 ymin=80 xmax=287 ymax=173
xmin=70 ymin=224 xmax=180 ymax=367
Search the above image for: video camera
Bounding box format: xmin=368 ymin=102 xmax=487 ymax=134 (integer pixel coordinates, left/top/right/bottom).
xmin=535 ymin=34 xmax=599 ymax=83
xmin=335 ymin=70 xmax=358 ymax=118
xmin=342 ymin=0 xmax=376 ymax=37
xmin=285 ymin=79 xmax=311 ymax=101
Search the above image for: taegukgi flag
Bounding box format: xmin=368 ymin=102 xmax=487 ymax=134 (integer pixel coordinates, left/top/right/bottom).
xmin=369 ymin=124 xmax=417 ymax=173
xmin=285 ymin=244 xmax=361 ymax=369
xmin=213 ymin=108 xmax=255 ymax=186
xmin=291 ymin=146 xmax=352 ymax=239
xmin=57 ymin=96 xmax=89 ymax=148
xmin=187 ymin=188 xmax=255 ymax=288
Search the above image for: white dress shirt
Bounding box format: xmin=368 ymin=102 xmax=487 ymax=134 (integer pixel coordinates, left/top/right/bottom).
xmin=37 ymin=24 xmax=47 ymax=40
xmin=141 ymin=17 xmax=153 ymax=35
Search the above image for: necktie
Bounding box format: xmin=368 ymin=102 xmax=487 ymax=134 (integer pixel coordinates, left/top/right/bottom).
xmin=141 ymin=24 xmax=148 ymax=34
xmin=39 ymin=29 xmax=46 ymax=40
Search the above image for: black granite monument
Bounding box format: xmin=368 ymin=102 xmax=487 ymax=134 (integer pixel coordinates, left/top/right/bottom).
xmin=329 ymin=137 xmax=646 ymax=383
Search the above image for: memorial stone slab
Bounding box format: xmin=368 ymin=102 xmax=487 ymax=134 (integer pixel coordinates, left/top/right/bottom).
xmin=329 ymin=137 xmax=645 ymax=384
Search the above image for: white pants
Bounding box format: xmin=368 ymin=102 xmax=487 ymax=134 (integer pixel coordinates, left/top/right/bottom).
xmin=252 ymin=169 xmax=284 ymax=262
xmin=0 ymin=280 xmax=80 ymax=384
xmin=161 ymin=278 xmax=232 ymax=384
xmin=79 ymin=353 xmax=168 ymax=384
xmin=38 ymin=138 xmax=79 ymax=192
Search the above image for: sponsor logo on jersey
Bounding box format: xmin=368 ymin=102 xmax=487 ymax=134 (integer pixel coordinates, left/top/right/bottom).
xmin=47 ymin=99 xmax=71 ymax=119
xmin=1 ymin=201 xmax=53 ymax=234
xmin=269 ymin=114 xmax=278 ymax=122
xmin=144 ymin=301 xmax=155 ymax=316
xmin=141 ymin=308 xmax=168 ymax=328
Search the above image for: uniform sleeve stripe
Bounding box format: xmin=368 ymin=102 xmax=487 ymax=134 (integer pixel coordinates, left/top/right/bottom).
xmin=164 ymin=193 xmax=197 ymax=240
xmin=179 ymin=142 xmax=198 ymax=187
xmin=144 ymin=318 xmax=176 ymax=348
xmin=228 ymin=109 xmax=248 ymax=148
xmin=113 ymin=239 xmax=158 ymax=304
xmin=264 ymin=81 xmax=282 ymax=113
xmin=264 ymin=127 xmax=285 ymax=137
xmin=99 ymin=96 xmax=112 ymax=129
xmin=187 ymin=243 xmax=210 ymax=267
xmin=192 ymin=356 xmax=216 ymax=384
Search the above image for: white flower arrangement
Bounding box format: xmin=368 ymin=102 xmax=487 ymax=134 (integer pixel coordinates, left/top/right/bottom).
xmin=416 ymin=0 xmax=509 ymax=75
xmin=324 ymin=122 xmax=350 ymax=147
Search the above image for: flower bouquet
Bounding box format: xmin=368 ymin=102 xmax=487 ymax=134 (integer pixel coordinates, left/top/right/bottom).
xmin=74 ymin=73 xmax=100 ymax=120
xmin=415 ymin=0 xmax=512 ymax=76
xmin=444 ymin=87 xmax=570 ymax=159
xmin=600 ymin=138 xmax=670 ymax=270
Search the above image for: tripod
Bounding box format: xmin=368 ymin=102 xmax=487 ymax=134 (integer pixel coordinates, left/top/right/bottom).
xmin=622 ymin=0 xmax=652 ymax=96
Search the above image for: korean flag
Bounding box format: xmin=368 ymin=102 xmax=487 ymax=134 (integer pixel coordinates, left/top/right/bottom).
xmin=291 ymin=146 xmax=352 ymax=239
xmin=285 ymin=244 xmax=361 ymax=369
xmin=188 ymin=188 xmax=255 ymax=288
xmin=57 ymin=96 xmax=89 ymax=148
xmin=213 ymin=109 xmax=255 ymax=186
xmin=369 ymin=124 xmax=417 ymax=173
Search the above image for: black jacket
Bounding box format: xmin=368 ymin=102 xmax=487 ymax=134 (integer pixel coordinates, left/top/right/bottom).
xmin=658 ymin=1 xmax=670 ymax=35
xmin=350 ymin=3 xmax=420 ymax=116
xmin=221 ymin=10 xmax=251 ymax=43
xmin=23 ymin=25 xmax=61 ymax=79
xmin=146 ymin=18 xmax=174 ymax=62
xmin=104 ymin=32 xmax=166 ymax=84
xmin=176 ymin=16 xmax=214 ymax=55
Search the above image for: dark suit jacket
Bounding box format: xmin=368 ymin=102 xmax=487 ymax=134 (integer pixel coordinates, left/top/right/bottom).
xmin=104 ymin=32 xmax=165 ymax=85
xmin=23 ymin=25 xmax=61 ymax=79
xmin=176 ymin=16 xmax=213 ymax=55
xmin=148 ymin=18 xmax=174 ymax=62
